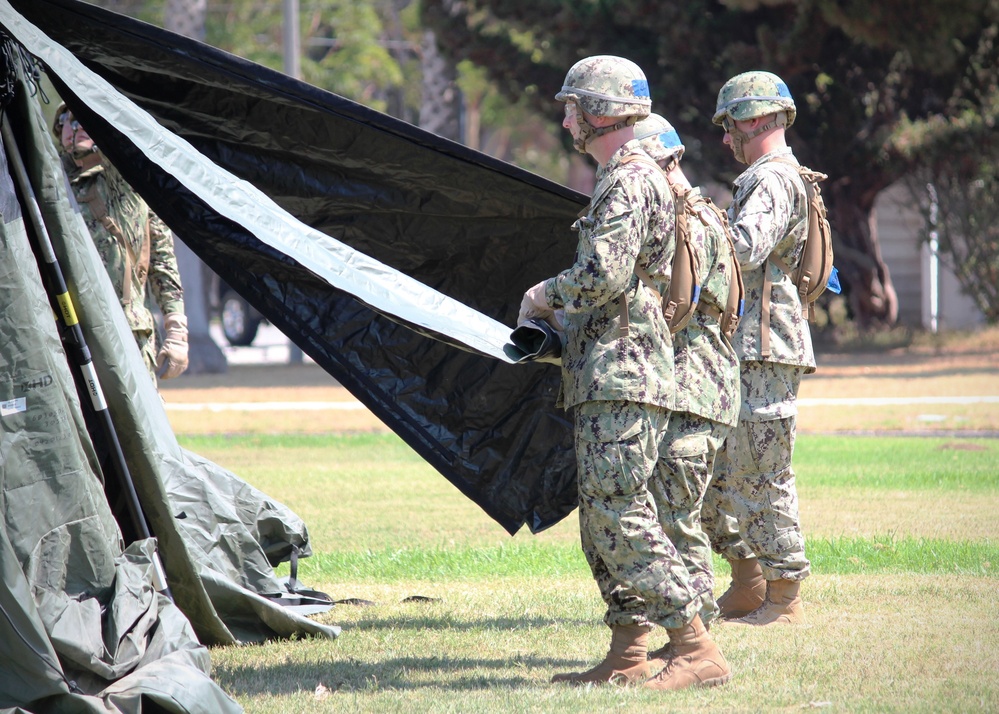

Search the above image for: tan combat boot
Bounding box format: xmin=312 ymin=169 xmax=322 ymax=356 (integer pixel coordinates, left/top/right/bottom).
xmin=644 ymin=615 xmax=731 ymax=691
xmin=728 ymin=578 xmax=805 ymax=626
xmin=647 ymin=640 xmax=672 ymax=673
xmin=647 ymin=608 xmax=713 ymax=671
xmin=551 ymin=623 xmax=652 ymax=685
xmin=717 ymin=557 xmax=765 ymax=619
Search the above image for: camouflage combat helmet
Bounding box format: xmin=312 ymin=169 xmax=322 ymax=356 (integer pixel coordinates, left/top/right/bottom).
xmin=713 ymin=70 xmax=795 ymax=164
xmin=51 ymin=101 xmax=69 ymax=141
xmin=634 ymin=113 xmax=684 ymax=169
xmin=555 ymin=55 xmax=652 ymax=118
xmin=555 ymin=55 xmax=651 ymax=153
xmin=712 ymin=70 xmax=796 ymax=127
xmin=51 ymin=101 xmax=102 ymax=170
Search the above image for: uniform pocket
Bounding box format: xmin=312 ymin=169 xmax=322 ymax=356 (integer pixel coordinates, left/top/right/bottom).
xmin=575 ymin=404 xmax=657 ymax=500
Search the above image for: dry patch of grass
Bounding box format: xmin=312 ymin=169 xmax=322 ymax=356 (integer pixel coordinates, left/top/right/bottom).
xmin=210 ymin=574 xmax=999 ymax=714
xmin=162 ymin=329 xmax=999 ymax=436
xmin=801 ymin=489 xmax=998 ymax=542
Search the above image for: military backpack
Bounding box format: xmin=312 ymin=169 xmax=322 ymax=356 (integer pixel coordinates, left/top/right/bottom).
xmin=616 ymin=153 xmax=744 ymax=340
xmin=769 ymin=158 xmax=834 ymax=320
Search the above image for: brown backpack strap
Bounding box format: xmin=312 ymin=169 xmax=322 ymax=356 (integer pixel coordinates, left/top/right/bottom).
xmin=634 ymin=265 xmax=662 ymax=303
xmin=697 ymin=302 xmax=722 ymax=321
xmin=77 ymin=182 xmax=132 ymax=305
xmin=77 ymin=180 xmax=152 ymax=305
xmin=618 ymin=293 xmax=630 ymax=338
xmin=761 ymin=156 xmax=805 ymax=353
xmin=138 ymin=216 xmax=152 ymax=289
xmin=663 ymin=185 xmax=704 ymax=334
xmin=616 ymin=152 xmax=668 ymax=338
xmin=767 ymin=156 xmax=818 ymax=319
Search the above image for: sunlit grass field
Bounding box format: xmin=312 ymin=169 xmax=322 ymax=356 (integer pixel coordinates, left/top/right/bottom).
xmin=179 ymin=431 xmax=999 ymax=713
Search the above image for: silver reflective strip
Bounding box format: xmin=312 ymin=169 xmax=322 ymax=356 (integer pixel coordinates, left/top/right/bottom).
xmin=562 ymin=85 xmax=651 ymax=105
xmin=721 ymin=95 xmax=788 ymax=109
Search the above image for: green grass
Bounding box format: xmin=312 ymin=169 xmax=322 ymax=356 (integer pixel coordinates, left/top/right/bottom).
xmin=175 ymin=432 xmax=999 ymax=713
xmin=282 ymin=536 xmax=997 ymax=583
xmin=180 ymin=431 xmax=999 ymax=491
xmin=795 ymin=435 xmax=998 ymax=490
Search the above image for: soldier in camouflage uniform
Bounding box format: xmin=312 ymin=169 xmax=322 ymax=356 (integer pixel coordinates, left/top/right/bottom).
xmin=700 ymin=71 xmax=815 ymax=626
xmin=54 ymin=105 xmax=189 ymax=386
xmin=518 ymin=57 xmax=730 ymax=691
xmin=633 ymin=114 xmax=741 ymax=655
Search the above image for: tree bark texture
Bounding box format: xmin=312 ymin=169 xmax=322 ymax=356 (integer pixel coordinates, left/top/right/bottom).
xmin=826 ymin=178 xmax=899 ymax=328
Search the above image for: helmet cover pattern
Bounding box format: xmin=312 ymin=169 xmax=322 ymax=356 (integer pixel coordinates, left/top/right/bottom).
xmin=634 ymin=113 xmax=684 ymax=165
xmin=555 ymin=55 xmax=652 ymax=119
xmin=712 ymin=70 xmax=796 ymax=127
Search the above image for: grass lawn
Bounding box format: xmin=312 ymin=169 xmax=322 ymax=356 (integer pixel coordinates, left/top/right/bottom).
xmin=180 ymin=432 xmax=999 ymax=713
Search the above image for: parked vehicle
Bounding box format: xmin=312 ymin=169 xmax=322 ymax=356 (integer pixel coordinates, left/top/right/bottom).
xmin=207 ymin=271 xmax=265 ymax=346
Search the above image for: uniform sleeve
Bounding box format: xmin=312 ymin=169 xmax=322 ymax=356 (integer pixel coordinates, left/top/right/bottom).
xmin=729 ymin=171 xmax=795 ymax=269
xmin=147 ymin=211 xmax=185 ymax=316
xmin=549 ymin=178 xmax=645 ymax=314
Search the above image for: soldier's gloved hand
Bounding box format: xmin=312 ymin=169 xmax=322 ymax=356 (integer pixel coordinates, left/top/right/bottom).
xmin=156 ymin=312 xmax=189 ymax=379
xmin=518 ymin=280 xmax=551 ymax=325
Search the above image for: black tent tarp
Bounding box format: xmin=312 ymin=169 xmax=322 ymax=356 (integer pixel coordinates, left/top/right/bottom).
xmin=7 ymin=0 xmax=589 ymax=535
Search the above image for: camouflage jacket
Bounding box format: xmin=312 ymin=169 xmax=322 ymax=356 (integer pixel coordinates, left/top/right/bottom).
xmin=66 ymin=156 xmax=184 ymax=335
xmin=727 ymin=148 xmax=815 ymax=371
xmin=544 ymin=141 xmax=676 ymax=409
xmin=671 ymin=188 xmax=740 ymax=427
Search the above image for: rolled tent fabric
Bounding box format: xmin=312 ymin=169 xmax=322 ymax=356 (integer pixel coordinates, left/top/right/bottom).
xmin=4 ymin=0 xmax=587 ymax=535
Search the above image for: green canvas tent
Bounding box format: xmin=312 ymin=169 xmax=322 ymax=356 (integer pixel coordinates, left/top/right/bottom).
xmin=0 ymin=32 xmax=337 ymax=714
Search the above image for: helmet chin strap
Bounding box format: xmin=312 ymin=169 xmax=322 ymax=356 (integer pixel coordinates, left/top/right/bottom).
xmin=572 ymin=110 xmax=636 ymax=154
xmin=71 ymin=148 xmax=102 ymax=170
xmin=727 ymin=112 xmax=788 ymax=164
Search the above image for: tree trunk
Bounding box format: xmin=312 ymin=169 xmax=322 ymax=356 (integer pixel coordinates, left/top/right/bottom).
xmin=419 ymin=30 xmax=462 ymax=142
xmin=382 ymin=0 xmax=418 ymax=125
xmin=826 ymin=178 xmax=899 ymax=327
xmin=164 ymin=0 xmax=206 ymax=41
xmin=164 ymin=0 xmax=227 ymax=373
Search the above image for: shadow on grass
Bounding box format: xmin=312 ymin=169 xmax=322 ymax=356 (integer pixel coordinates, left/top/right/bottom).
xmin=324 ymin=614 xmax=595 ymax=631
xmin=213 ymin=653 xmax=587 ymax=696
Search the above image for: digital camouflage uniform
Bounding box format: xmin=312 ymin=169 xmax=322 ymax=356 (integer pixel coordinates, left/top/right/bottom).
xmin=652 ymin=188 xmax=740 ymax=624
xmin=544 ymin=141 xmax=701 ymax=630
xmin=65 ymin=156 xmax=185 ymax=384
xmin=701 ymin=147 xmax=815 ymax=582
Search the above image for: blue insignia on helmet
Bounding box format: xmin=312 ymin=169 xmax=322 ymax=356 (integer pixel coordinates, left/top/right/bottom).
xmin=776 ymin=81 xmax=793 ymax=99
xmin=658 ymin=129 xmax=682 ymax=149
xmin=631 ymin=79 xmax=651 ymax=98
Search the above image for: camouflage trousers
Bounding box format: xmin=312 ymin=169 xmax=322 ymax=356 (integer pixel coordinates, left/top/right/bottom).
xmin=702 ymin=363 xmax=810 ymax=581
xmin=574 ymin=400 xmax=701 ymax=630
xmin=651 ymin=411 xmax=730 ymax=626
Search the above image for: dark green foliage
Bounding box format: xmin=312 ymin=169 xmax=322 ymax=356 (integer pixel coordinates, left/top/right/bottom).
xmin=421 ymin=0 xmax=999 ymax=327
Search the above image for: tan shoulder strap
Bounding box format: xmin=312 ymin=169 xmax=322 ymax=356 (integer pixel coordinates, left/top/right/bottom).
xmin=614 ymin=152 xmax=670 ymax=338
xmin=760 ymin=156 xmax=806 ymax=355
xmin=663 ymin=185 xmax=701 ymax=334
xmin=76 ymin=180 xmax=148 ymax=305
xmin=767 ymin=156 xmax=832 ymax=321
xmin=138 ymin=216 xmax=152 ymax=288
xmin=695 ymin=195 xmax=745 ymax=339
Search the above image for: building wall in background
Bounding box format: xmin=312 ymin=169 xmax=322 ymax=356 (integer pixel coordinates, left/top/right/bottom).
xmin=875 ymin=183 xmax=984 ymax=331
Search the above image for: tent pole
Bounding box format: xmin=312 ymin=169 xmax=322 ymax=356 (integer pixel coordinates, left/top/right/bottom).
xmin=1 ymin=118 xmax=172 ymax=601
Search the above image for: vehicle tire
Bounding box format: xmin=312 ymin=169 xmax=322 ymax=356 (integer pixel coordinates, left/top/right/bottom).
xmin=220 ymin=288 xmax=261 ymax=346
